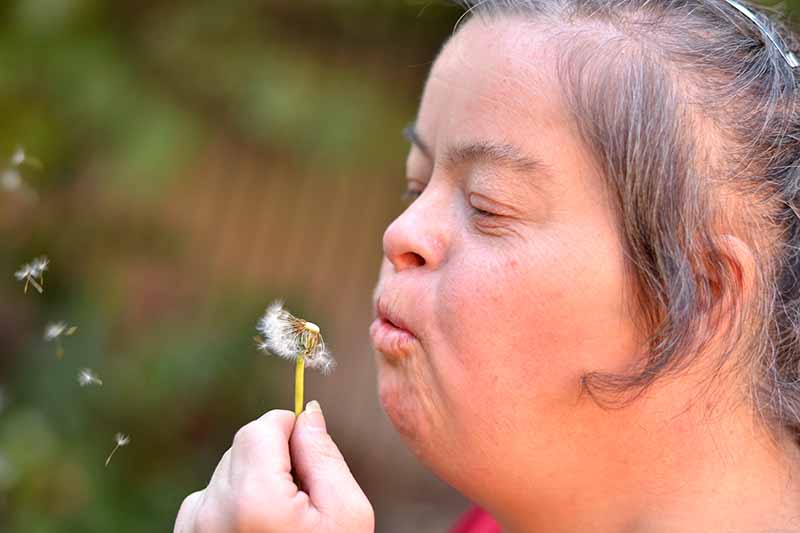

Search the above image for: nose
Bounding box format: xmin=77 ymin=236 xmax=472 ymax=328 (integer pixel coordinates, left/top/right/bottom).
xmin=382 ymin=188 xmax=448 ymax=272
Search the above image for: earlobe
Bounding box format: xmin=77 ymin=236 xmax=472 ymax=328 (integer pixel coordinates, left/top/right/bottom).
xmin=716 ymin=234 xmax=755 ymax=299
xmin=702 ymin=234 xmax=756 ymax=324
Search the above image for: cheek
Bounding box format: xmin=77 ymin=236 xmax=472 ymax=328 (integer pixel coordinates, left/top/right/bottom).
xmin=438 ymin=233 xmax=638 ymax=408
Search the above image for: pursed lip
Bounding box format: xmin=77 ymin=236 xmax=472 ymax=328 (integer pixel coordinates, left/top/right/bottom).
xmin=375 ymin=294 xmax=415 ymax=336
xmin=369 ymin=293 xmax=418 ymax=360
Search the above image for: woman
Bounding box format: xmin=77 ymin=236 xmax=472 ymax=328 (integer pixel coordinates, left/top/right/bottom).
xmin=174 ymin=0 xmax=800 ymax=531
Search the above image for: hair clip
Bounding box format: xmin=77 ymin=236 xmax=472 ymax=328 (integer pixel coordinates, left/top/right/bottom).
xmin=723 ymin=0 xmax=799 ymax=68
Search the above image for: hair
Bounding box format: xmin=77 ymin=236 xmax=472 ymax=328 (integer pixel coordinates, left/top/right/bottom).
xmin=449 ymin=0 xmax=800 ymax=444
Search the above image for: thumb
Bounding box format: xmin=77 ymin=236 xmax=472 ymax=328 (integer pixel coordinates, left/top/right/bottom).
xmin=290 ymin=401 xmax=368 ymax=516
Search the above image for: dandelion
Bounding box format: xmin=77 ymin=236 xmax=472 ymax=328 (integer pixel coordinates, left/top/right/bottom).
xmin=105 ymin=432 xmax=130 ymax=467
xmin=77 ymin=368 xmax=103 ymax=387
xmin=256 ymin=300 xmax=335 ymax=415
xmin=15 ymin=256 xmax=48 ymax=294
xmin=43 ymin=321 xmax=77 ymax=359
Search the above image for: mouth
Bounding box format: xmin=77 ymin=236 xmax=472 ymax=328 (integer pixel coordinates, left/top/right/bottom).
xmin=369 ymin=297 xmax=418 ymax=361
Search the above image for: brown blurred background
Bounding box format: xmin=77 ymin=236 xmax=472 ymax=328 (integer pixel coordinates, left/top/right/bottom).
xmin=0 ymin=1 xmax=470 ymax=531
xmin=4 ymin=1 xmax=800 ymax=531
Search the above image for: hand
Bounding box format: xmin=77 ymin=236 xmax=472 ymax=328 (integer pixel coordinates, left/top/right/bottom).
xmin=174 ymin=401 xmax=374 ymax=533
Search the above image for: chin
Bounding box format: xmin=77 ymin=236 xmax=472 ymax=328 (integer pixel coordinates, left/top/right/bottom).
xmin=377 ymin=367 xmax=426 ymax=450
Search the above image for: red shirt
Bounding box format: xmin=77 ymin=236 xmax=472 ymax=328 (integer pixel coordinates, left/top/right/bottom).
xmin=450 ymin=505 xmax=502 ymax=533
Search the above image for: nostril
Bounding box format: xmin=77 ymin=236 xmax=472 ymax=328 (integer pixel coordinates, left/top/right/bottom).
xmin=398 ymin=252 xmax=425 ymax=270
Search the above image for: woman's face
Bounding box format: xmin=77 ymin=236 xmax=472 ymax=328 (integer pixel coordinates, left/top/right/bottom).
xmin=371 ymin=16 xmax=643 ymax=493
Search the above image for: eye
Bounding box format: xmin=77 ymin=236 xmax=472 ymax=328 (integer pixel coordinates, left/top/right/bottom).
xmin=470 ymin=205 xmax=494 ymax=217
xmin=401 ymin=189 xmax=422 ymax=203
xmin=468 ymin=193 xmax=498 ymax=217
xmin=402 ymin=179 xmax=426 ymax=204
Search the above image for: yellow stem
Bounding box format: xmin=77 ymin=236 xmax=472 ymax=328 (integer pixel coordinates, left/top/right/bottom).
xmin=295 ymin=353 xmax=305 ymax=416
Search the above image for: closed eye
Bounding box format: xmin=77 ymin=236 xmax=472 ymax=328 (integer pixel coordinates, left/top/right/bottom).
xmin=471 ymin=205 xmax=494 ymax=217
xmin=402 ymin=189 xmax=422 ymax=203
xmin=469 ymin=193 xmax=499 ymax=217
xmin=403 ymin=187 xmax=497 ymax=218
xmin=402 ymin=178 xmax=426 ymax=204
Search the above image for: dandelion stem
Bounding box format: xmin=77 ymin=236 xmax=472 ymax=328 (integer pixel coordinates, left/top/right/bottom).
xmin=295 ymin=353 xmax=305 ymax=416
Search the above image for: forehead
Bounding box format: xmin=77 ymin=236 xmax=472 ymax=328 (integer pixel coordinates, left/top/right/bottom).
xmin=409 ymin=16 xmax=580 ymax=179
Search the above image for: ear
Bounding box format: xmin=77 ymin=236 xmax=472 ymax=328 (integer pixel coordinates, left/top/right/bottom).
xmin=706 ymin=234 xmax=756 ymax=316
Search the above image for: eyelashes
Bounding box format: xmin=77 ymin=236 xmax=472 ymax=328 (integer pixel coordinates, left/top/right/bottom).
xmin=401 ymin=189 xmax=422 ymax=203
xmin=401 ymin=186 xmax=494 ymax=218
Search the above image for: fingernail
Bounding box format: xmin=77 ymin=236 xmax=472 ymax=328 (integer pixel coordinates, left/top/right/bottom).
xmin=305 ymin=400 xmax=327 ymax=432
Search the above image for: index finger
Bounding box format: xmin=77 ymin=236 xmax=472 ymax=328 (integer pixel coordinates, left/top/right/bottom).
xmin=230 ymin=409 xmax=297 ymax=486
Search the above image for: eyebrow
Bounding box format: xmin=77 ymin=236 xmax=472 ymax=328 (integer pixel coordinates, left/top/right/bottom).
xmin=402 ymin=121 xmax=553 ymax=179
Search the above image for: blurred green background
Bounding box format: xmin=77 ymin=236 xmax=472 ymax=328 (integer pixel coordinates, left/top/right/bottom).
xmin=1 ymin=1 xmax=799 ymax=532
xmin=0 ymin=1 xmax=467 ymax=531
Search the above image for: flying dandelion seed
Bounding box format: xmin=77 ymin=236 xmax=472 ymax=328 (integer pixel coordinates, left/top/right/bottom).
xmin=14 ymin=264 xmax=40 ymax=294
xmin=1 ymin=168 xmax=21 ymax=192
xmin=2 ymin=146 xmax=42 ymax=198
xmin=15 ymin=256 xmax=48 ymax=294
xmin=77 ymin=368 xmax=103 ymax=387
xmin=10 ymin=146 xmax=41 ymax=169
xmin=32 ymin=256 xmax=48 ymax=272
xmin=11 ymin=147 xmax=25 ymax=167
xmin=43 ymin=321 xmax=77 ymax=359
xmin=256 ymin=300 xmax=335 ymax=415
xmin=105 ymin=433 xmax=130 ymax=467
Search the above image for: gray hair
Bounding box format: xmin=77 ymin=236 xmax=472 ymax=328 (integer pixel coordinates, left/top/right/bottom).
xmin=450 ymin=0 xmax=800 ymax=442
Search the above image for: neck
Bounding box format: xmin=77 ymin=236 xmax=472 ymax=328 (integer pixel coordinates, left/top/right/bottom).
xmin=481 ymin=394 xmax=800 ymax=533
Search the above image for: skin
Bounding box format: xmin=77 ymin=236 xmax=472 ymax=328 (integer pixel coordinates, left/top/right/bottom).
xmin=174 ymin=405 xmax=374 ymax=533
xmin=175 ymin=15 xmax=800 ymax=533
xmin=372 ymin=15 xmax=800 ymax=533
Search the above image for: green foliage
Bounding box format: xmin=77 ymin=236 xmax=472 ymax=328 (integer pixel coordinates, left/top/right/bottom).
xmin=0 ymin=2 xmax=457 ymax=530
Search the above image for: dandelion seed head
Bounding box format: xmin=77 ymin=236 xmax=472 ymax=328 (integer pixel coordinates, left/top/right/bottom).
xmin=256 ymin=300 xmax=305 ymax=360
xmin=255 ymin=300 xmax=336 ymax=374
xmin=304 ymin=337 xmax=335 ymax=372
xmin=44 ymin=322 xmax=68 ymax=341
xmin=310 ymin=352 xmax=337 ymax=375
